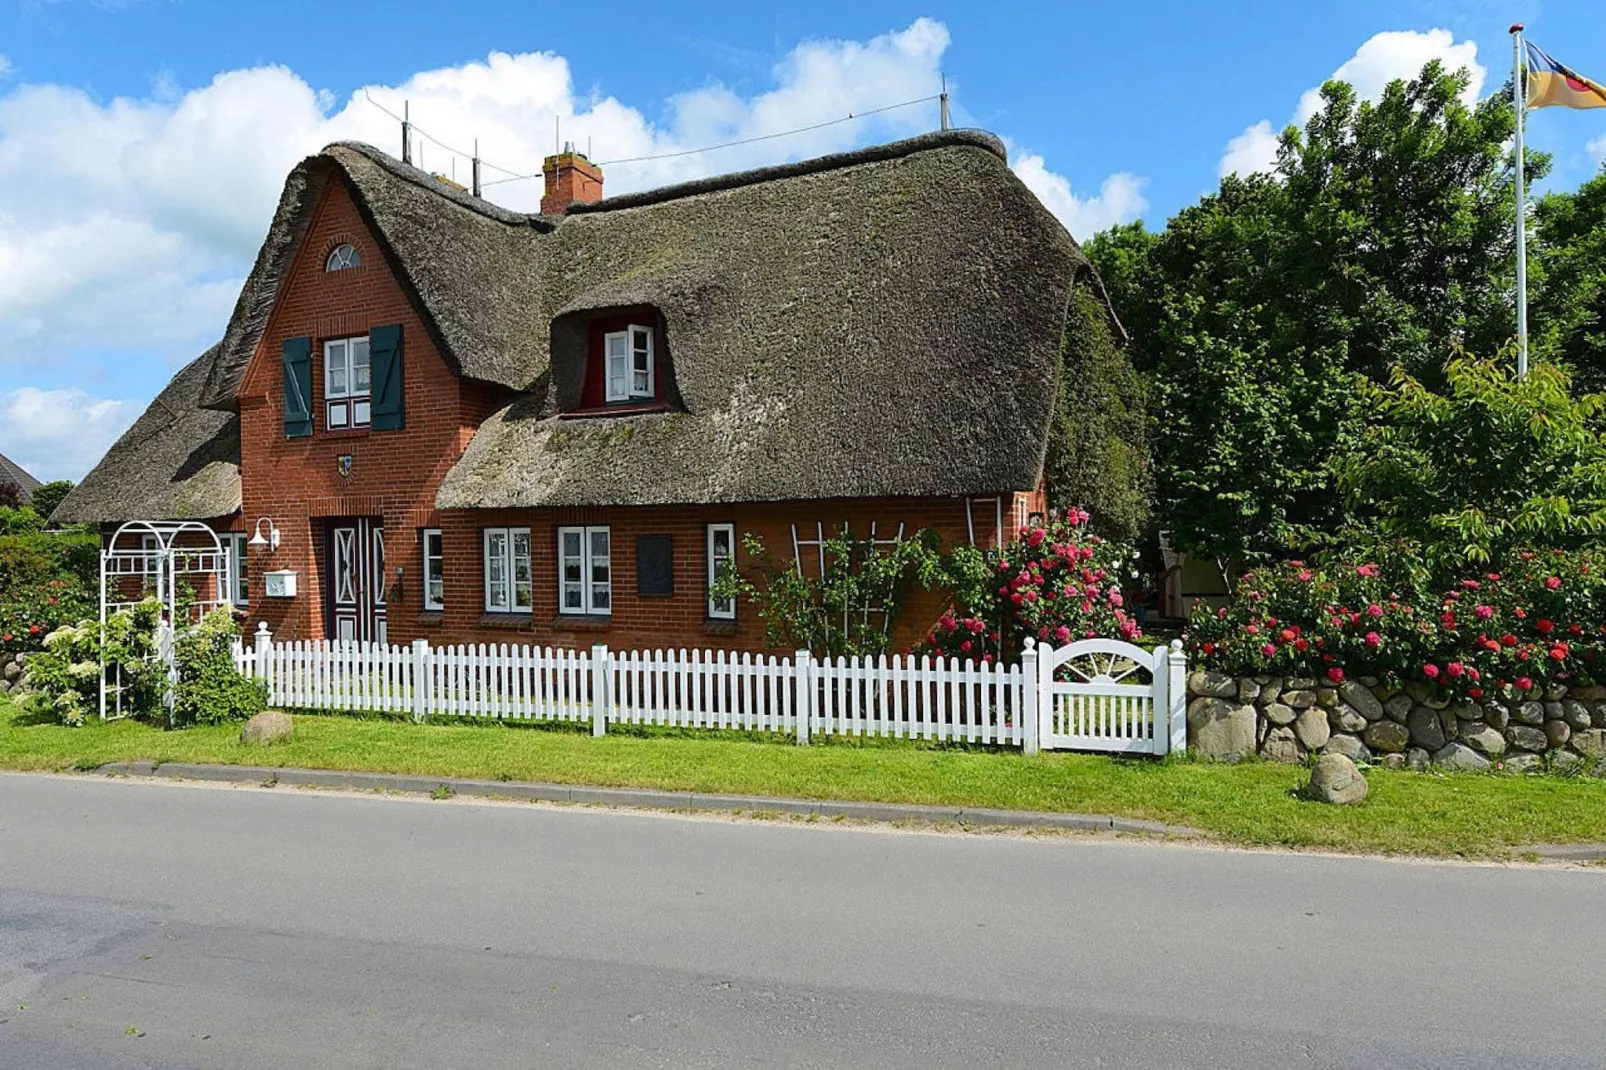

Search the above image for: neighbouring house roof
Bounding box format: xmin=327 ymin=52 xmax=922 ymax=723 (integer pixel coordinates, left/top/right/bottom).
xmin=0 ymin=452 xmax=41 ymax=502
xmin=111 ymin=128 xmax=1107 ymax=514
xmin=52 ymin=345 xmax=241 ymax=525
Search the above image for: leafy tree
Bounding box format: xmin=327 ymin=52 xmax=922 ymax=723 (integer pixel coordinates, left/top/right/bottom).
xmin=1337 ymin=354 xmax=1606 ymax=576
xmin=1533 ymin=169 xmax=1606 ymax=393
xmin=28 ymin=481 xmax=73 ymax=525
xmin=1046 ymin=282 xmax=1151 ymax=541
xmin=1087 ymin=61 xmax=1538 ymax=572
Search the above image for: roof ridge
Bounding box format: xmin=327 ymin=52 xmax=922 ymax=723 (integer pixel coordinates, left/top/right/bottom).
xmin=564 ymin=129 xmax=1007 ymax=216
xmin=321 ymin=129 xmax=1007 ymax=225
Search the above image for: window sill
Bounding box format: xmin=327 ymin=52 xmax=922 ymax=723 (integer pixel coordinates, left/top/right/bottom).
xmin=558 ymin=402 xmax=669 ymax=420
xmin=552 ymin=614 xmax=612 ymax=632
xmin=417 ymin=611 xmax=444 ymax=625
xmin=703 ymin=618 xmax=738 ymax=637
xmin=321 ymin=427 xmax=371 ymax=438
xmin=479 ymin=612 xmax=534 ymax=628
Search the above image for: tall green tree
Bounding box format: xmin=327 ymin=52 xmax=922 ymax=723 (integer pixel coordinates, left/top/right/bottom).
xmin=1533 ymin=169 xmax=1606 ymax=393
xmin=1087 ymin=61 xmax=1538 ymax=573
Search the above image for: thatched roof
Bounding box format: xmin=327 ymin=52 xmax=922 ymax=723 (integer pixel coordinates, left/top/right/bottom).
xmin=182 ymin=129 xmax=1103 ymax=509
xmin=52 ymin=345 xmax=240 ymax=524
xmin=0 ymin=452 xmax=40 ymax=501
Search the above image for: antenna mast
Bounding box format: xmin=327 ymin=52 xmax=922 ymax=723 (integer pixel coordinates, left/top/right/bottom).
xmin=402 ymin=100 xmax=412 ymax=165
xmin=939 ymin=74 xmax=950 ymax=131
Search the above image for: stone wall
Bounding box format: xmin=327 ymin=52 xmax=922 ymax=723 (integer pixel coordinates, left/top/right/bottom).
xmin=1186 ymin=671 xmax=1606 ymax=773
xmin=0 ymin=650 xmax=30 ymax=697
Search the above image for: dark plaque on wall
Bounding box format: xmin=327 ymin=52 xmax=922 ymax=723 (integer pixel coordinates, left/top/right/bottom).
xmin=636 ymin=535 xmax=674 ymax=597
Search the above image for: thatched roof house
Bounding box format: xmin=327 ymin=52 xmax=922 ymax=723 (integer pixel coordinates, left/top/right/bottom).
xmin=0 ymin=451 xmax=41 ymax=503
xmin=57 ymin=128 xmax=1141 ymax=652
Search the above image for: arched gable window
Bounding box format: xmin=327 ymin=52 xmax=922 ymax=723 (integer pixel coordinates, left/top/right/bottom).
xmin=325 ymin=243 xmax=360 ymax=272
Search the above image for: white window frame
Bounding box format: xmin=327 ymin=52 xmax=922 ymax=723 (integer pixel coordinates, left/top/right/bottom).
xmin=557 ymin=525 xmax=612 ymax=616
xmin=707 ymin=523 xmax=736 ymax=620
xmin=603 ymin=324 xmax=655 ymax=403
xmin=225 ymin=532 xmax=248 ymax=607
xmin=482 ymin=527 xmax=532 ymax=613
xmin=422 ymin=528 xmax=444 ymax=612
xmin=324 ymin=336 xmax=372 ymax=431
xmin=326 ymin=243 xmax=360 ymax=271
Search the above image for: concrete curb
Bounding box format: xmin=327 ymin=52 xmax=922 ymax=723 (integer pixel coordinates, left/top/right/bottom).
xmin=1525 ymin=842 xmax=1606 ymax=861
xmin=92 ymin=761 xmax=1204 ymax=838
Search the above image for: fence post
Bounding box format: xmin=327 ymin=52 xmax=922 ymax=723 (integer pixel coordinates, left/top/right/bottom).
xmin=1021 ymin=638 xmax=1040 ymax=755
xmin=253 ymin=621 xmax=274 ymax=703
xmin=1167 ymin=639 xmax=1188 ymax=754
xmin=411 ymin=639 xmax=430 ymax=723
xmin=1152 ymin=644 xmax=1171 ymax=756
xmin=793 ymin=649 xmax=813 ymax=745
xmin=591 ymin=643 xmax=609 ymax=737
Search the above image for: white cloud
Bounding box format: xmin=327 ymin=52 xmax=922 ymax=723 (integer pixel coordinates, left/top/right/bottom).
xmin=1589 ymin=134 xmax=1606 ymax=164
xmin=1010 ymin=150 xmax=1147 ymax=238
xmin=1217 ymin=120 xmax=1280 ymax=181
xmin=0 ymin=16 xmax=1119 ymax=392
xmin=1219 ymin=28 xmax=1486 ymax=178
xmin=0 ymin=388 xmax=133 ymax=483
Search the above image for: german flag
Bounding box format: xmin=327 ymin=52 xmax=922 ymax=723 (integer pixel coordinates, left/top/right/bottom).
xmin=1527 ymin=42 xmax=1606 ymax=110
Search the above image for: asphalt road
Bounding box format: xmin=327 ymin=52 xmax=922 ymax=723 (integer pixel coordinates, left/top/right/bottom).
xmin=2 ymin=773 xmax=1604 ymax=1069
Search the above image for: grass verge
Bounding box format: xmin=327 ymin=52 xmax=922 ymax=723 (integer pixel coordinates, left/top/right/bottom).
xmin=2 ymin=695 xmax=1603 ymax=858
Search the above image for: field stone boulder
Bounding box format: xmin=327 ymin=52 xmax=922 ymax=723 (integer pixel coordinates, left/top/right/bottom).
xmin=1261 ymin=726 xmax=1303 ymax=764
xmin=1237 ymin=678 xmax=1262 ymax=704
xmin=1329 ymin=705 xmax=1367 ymax=734
xmin=1283 ymin=689 xmax=1317 ymax=710
xmin=1384 ymin=694 xmax=1414 ymax=722
xmin=1322 ymin=733 xmax=1371 ymax=763
xmin=1562 ymin=701 xmax=1592 ymax=731
xmin=1514 ymin=702 xmax=1546 ymax=726
xmin=1432 ymin=742 xmax=1491 ymax=772
xmin=1364 ymin=720 xmax=1410 ymax=754
xmin=1286 ymin=677 xmax=1317 ymax=691
xmin=1187 ymin=698 xmax=1257 ymax=760
xmin=240 ymin=710 xmax=293 ymax=746
xmin=1546 ymin=720 xmax=1571 ymax=749
xmin=1293 ymin=706 xmax=1331 ymax=751
xmin=1507 ymin=725 xmax=1549 ymax=753
xmin=1305 ymin=754 xmax=1369 ymax=805
xmin=1340 ymin=681 xmax=1385 ymax=722
xmin=1502 ymin=753 xmax=1545 ymax=774
xmin=1316 ymin=688 xmax=1339 ymax=708
xmin=1406 ymin=746 xmax=1432 ymax=771
xmin=1262 ymin=702 xmax=1298 ymax=726
xmin=1450 ymin=702 xmax=1485 ymax=721
xmin=1257 ymin=677 xmax=1283 ymax=706
xmin=1407 ymin=706 xmax=1446 ymax=751
xmin=1485 ymin=705 xmax=1510 ymax=731
xmin=1568 ymin=729 xmax=1606 ymax=760
xmin=1458 ymin=722 xmax=1507 ymax=757
xmin=1189 ymin=671 xmax=1238 ymax=699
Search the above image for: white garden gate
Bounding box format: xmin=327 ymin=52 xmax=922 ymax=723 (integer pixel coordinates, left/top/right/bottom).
xmin=1027 ymin=637 xmax=1187 ymax=755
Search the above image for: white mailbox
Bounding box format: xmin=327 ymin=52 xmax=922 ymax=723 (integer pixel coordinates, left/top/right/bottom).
xmin=263 ymin=570 xmax=298 ymax=598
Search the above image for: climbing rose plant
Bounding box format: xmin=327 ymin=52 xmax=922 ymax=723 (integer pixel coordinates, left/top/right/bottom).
xmin=1187 ymin=547 xmax=1606 ymax=698
xmin=921 ymin=511 xmax=1143 ymax=665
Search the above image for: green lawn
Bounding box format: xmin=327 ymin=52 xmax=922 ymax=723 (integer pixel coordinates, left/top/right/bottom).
xmin=3 ymin=694 xmax=1604 ymax=858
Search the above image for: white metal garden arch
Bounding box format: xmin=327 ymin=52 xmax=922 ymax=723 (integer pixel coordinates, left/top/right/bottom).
xmin=100 ymin=520 xmax=232 ymax=721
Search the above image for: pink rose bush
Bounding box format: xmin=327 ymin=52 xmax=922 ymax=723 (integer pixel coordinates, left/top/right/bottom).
xmin=1187 ymin=548 xmax=1606 ymax=697
xmin=921 ymin=513 xmax=1142 ymax=665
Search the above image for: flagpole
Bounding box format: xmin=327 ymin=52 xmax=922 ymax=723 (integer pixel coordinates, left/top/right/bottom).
xmin=1512 ymin=23 xmax=1530 ymax=378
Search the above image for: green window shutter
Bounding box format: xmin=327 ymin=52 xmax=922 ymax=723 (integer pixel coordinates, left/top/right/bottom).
xmin=369 ymin=323 xmax=404 ymax=431
xmin=282 ymin=336 xmax=313 ymax=438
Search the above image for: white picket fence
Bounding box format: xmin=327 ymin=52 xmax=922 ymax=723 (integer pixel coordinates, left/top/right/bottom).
xmin=234 ymin=624 xmax=1185 ymax=755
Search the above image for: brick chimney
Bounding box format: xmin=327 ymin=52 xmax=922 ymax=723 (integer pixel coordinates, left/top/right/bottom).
xmin=541 ymin=146 xmax=603 ymax=214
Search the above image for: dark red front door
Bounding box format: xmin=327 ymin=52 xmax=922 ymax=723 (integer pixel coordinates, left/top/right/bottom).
xmin=326 ymin=518 xmax=386 ymax=644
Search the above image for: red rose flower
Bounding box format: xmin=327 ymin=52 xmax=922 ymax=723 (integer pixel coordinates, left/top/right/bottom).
xmin=1546 ymin=576 xmax=1562 ymax=590
xmin=1536 ymin=619 xmax=1554 ymax=635
xmin=1326 ymin=667 xmax=1345 ymax=683
xmin=1261 ymin=643 xmax=1277 ymax=657
xmin=1422 ymin=663 xmax=1441 ymax=679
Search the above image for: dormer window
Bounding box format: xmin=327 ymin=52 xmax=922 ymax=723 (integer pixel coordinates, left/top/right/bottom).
xmin=326 ymin=243 xmax=360 ymax=271
xmin=604 ymin=325 xmax=655 ymax=402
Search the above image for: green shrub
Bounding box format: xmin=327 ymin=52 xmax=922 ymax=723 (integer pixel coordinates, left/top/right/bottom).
xmin=1187 ymin=547 xmax=1606 ymax=699
xmin=22 ymin=600 xmax=165 ymax=726
xmin=170 ymin=607 xmax=268 ymax=727
xmin=923 ymin=510 xmax=1144 ymax=665
xmin=0 ymin=532 xmax=99 ymax=655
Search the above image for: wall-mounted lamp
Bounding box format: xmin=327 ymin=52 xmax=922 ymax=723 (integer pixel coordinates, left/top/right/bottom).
xmin=248 ymin=517 xmax=281 ymax=552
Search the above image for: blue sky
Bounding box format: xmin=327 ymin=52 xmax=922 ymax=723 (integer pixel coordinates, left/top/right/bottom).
xmin=2 ymin=0 xmax=1604 ymax=481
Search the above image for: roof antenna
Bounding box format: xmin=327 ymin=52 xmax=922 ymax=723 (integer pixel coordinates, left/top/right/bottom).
xmin=555 ymin=115 xmax=560 ymax=156
xmin=587 ymin=136 xmax=592 ymax=159
xmin=472 ymin=138 xmax=482 ymax=197
xmin=939 ymin=74 xmax=950 ymax=131
xmin=402 ymin=100 xmax=412 ymax=165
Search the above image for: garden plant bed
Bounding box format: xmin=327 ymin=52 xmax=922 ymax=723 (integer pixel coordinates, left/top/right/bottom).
xmin=4 ymin=695 xmax=1606 ymax=859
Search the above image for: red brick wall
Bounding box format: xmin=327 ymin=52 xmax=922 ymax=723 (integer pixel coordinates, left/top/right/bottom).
xmin=231 ymin=170 xmax=1043 ymax=653
xmin=236 ymin=174 xmax=501 ymax=643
